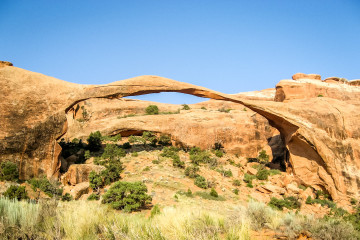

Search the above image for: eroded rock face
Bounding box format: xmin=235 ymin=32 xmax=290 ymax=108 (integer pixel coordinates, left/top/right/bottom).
xmin=64 ymin=97 xmax=283 ymax=158
xmin=275 ymin=76 xmax=360 ymax=102
xmin=1 ymin=64 xmax=360 ymax=203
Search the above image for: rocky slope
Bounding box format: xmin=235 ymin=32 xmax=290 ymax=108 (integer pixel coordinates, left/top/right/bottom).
xmin=1 ymin=62 xmax=360 ymax=203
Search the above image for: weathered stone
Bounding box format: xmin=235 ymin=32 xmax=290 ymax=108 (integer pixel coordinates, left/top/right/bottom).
xmin=61 ymin=164 xmax=105 ymax=186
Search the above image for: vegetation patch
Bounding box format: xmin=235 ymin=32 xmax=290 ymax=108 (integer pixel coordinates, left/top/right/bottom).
xmin=3 ymin=185 xmax=28 ymax=200
xmin=0 ymin=161 xmax=19 ymax=182
xmin=195 ymin=191 xmax=225 ymax=201
xmin=268 ymin=196 xmax=301 ymax=211
xmin=101 ymin=181 xmax=152 ymax=212
xmin=145 ymin=105 xmax=159 ymax=115
xmin=28 ymin=177 xmax=62 ymax=197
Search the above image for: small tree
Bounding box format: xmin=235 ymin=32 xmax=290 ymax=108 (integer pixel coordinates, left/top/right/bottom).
xmin=89 ymin=171 xmax=103 ymax=190
xmin=101 ymin=181 xmax=152 ymax=212
xmin=145 ymin=105 xmax=159 ymax=115
xmin=194 ymin=175 xmax=208 ymax=189
xmin=87 ymin=131 xmax=102 ymax=152
xmin=3 ymin=185 xmax=28 ymax=200
xmin=182 ymin=104 xmax=190 ymax=110
xmin=185 ymin=165 xmax=199 ymax=178
xmin=0 ymin=161 xmax=19 ymax=181
xmin=258 ymin=150 xmax=269 ymax=164
xmin=210 ymin=188 xmax=218 ymax=198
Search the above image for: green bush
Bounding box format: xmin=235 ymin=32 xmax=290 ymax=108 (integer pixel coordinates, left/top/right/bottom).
xmin=194 ymin=175 xmax=208 ymax=189
xmin=256 ymin=169 xmax=270 ymax=180
xmin=101 ymin=134 xmax=122 ymax=142
xmin=131 ymin=152 xmax=138 ymax=157
xmin=89 ymin=171 xmax=103 ymax=190
xmin=210 ymin=188 xmax=218 ymax=198
xmin=243 ymin=173 xmax=256 ymax=184
xmin=184 ymin=165 xmax=199 ymax=178
xmin=142 ymin=131 xmax=157 ymax=146
xmin=101 ymin=159 xmax=124 ymax=185
xmin=143 ymin=166 xmax=150 ymax=171
xmin=87 ymin=131 xmax=102 ymax=152
xmin=3 ymin=185 xmax=28 ymax=200
xmin=101 ymin=144 xmax=126 ymax=160
xmin=246 ymin=182 xmax=254 ymax=188
xmin=101 ymin=181 xmax=152 ymax=212
xmin=0 ymin=161 xmax=19 ymax=181
xmin=233 ymin=189 xmax=239 ymax=195
xmin=233 ymin=179 xmax=241 ymax=186
xmin=182 ymin=104 xmax=190 ymax=110
xmin=61 ymin=193 xmax=73 ymax=201
xmin=145 ymin=105 xmax=159 ymax=115
xmin=218 ymin=107 xmax=231 ymax=113
xmin=28 ymin=177 xmax=61 ymax=197
xmin=201 ymin=106 xmax=207 ymax=110
xmin=216 ymin=168 xmax=233 ymax=177
xmin=158 ymin=135 xmax=171 ymax=146
xmin=268 ymin=196 xmax=301 ymax=211
xmin=214 ymin=150 xmax=224 ymax=158
xmin=258 ymin=150 xmax=269 ymax=164
xmin=172 ymin=155 xmax=185 ymax=168
xmin=190 ymin=148 xmax=211 ymax=165
xmin=306 ymin=190 xmax=336 ymax=208
xmin=128 ymin=136 xmax=146 ymax=145
xmin=84 ymin=150 xmax=91 ymax=160
xmin=87 ymin=193 xmax=100 ymax=201
xmin=195 ymin=191 xmax=225 ymax=201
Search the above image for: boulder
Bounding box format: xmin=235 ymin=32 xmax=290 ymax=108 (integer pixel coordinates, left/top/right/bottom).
xmin=63 ymin=182 xmax=90 ymax=200
xmin=292 ymin=73 xmax=321 ymax=81
xmin=61 ymin=164 xmax=105 ymax=186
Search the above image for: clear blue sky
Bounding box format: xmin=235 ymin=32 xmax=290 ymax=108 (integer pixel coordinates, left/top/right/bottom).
xmin=1 ymin=0 xmax=359 ymax=104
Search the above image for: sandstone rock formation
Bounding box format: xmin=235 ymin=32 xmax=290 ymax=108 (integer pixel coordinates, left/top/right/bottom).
xmin=1 ymin=64 xmax=360 ymax=203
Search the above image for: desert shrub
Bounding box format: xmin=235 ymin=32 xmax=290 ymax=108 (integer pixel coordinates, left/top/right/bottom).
xmin=101 ymin=144 xmax=126 ymax=160
xmin=258 ymin=150 xmax=269 ymax=164
xmin=142 ymin=131 xmax=157 ymax=146
xmin=87 ymin=131 xmax=102 ymax=152
xmin=61 ymin=193 xmax=73 ymax=201
xmin=101 ymin=134 xmax=122 ymax=142
xmin=176 ymin=189 xmax=194 ymax=198
xmin=185 ymin=165 xmax=200 ymax=178
xmin=143 ymin=166 xmax=150 ymax=171
xmin=201 ymin=106 xmax=207 ymax=110
xmin=246 ymin=182 xmax=254 ymax=188
xmin=243 ymin=173 xmax=255 ymax=184
xmin=269 ymin=169 xmax=281 ymax=175
xmin=210 ymin=188 xmax=218 ymax=198
xmin=190 ymin=148 xmax=211 ymax=165
xmin=298 ymin=184 xmax=307 ymax=191
xmin=218 ymin=107 xmax=230 ymax=113
xmin=318 ymin=94 xmax=324 ymax=97
xmin=101 ymin=181 xmax=152 ymax=212
xmin=84 ymin=150 xmax=91 ymax=160
xmin=216 ymin=168 xmax=233 ymax=177
xmin=89 ymin=171 xmax=103 ymax=190
xmin=172 ymin=155 xmax=185 ymax=168
xmin=233 ymin=179 xmax=241 ymax=186
xmin=195 ymin=191 xmax=225 ymax=201
xmin=351 ymin=198 xmax=358 ymax=205
xmin=158 ymin=135 xmax=171 ymax=146
xmin=131 ymin=152 xmax=138 ymax=157
xmin=233 ymin=189 xmax=239 ymax=195
xmin=0 ymin=161 xmax=19 ymax=181
xmin=256 ymin=169 xmax=270 ymax=180
xmin=150 ymin=204 xmax=161 ymax=218
xmin=3 ymin=186 xmax=28 ymax=200
xmin=145 ymin=105 xmax=159 ymax=115
xmin=246 ymin=200 xmax=275 ymax=230
xmin=122 ymin=142 xmax=131 ymax=149
xmin=28 ymin=177 xmax=61 ymax=197
xmin=268 ymin=196 xmax=301 ymax=211
xmin=182 ymin=104 xmax=190 ymax=110
xmin=87 ymin=193 xmax=100 ymax=201
xmin=194 ymin=175 xmax=208 ymax=189
xmin=306 ymin=191 xmax=336 ymax=208
xmin=214 ymin=150 xmax=224 ymax=158
xmin=152 ymin=159 xmax=160 ymax=164
xmin=247 ymin=157 xmax=259 ymax=163
xmin=128 ymin=135 xmax=146 ymax=145
xmin=101 ymin=159 xmax=124 ymax=185
xmin=311 ymin=218 xmax=357 ymax=240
